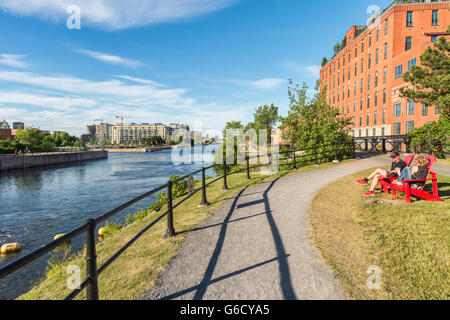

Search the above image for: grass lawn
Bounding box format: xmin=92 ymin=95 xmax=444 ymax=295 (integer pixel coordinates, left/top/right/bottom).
xmin=437 ymin=158 xmax=450 ymax=166
xmin=310 ymin=170 xmax=450 ymax=300
xmin=20 ymin=159 xmax=352 ymax=300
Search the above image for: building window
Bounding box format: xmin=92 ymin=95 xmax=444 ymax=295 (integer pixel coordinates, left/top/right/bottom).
xmin=348 ymin=51 xmax=351 ymax=62
xmin=375 ymin=92 xmax=378 ymax=106
xmin=376 ymin=49 xmax=379 ymax=65
xmin=394 ymin=103 xmax=401 ymax=117
xmin=385 ymin=19 xmax=388 ymax=35
xmin=406 ymin=120 xmax=415 ymax=133
xmin=381 ymin=127 xmax=385 ymax=136
xmin=348 ymin=67 xmax=350 ymax=80
xmin=376 ymin=27 xmax=379 ymax=41
xmin=367 ymin=112 xmax=370 ymax=125
xmin=361 ymin=59 xmax=364 ymax=73
xmin=368 ymin=54 xmax=371 ymax=69
xmin=382 ymin=109 xmax=386 ymax=124
xmin=405 ymin=37 xmax=412 ymax=51
xmin=362 ymin=39 xmax=365 ymax=53
xmin=395 ymin=65 xmax=403 ymax=79
xmin=431 ymin=35 xmax=438 ymax=43
xmin=407 ymin=100 xmax=415 ymax=115
xmin=354 ymin=81 xmax=357 ymax=95
xmin=355 ymin=45 xmax=358 ymax=57
xmin=367 ymin=75 xmax=371 ymax=90
xmin=383 ymin=88 xmax=386 ymax=104
xmin=360 ymin=98 xmax=363 ymax=110
xmin=384 ymin=43 xmax=388 ymax=59
xmin=375 ymin=71 xmax=378 ymax=87
xmin=435 ymin=106 xmax=440 ymax=115
xmin=354 ymin=100 xmax=356 ymax=112
xmin=383 ymin=66 xmax=387 ymax=83
xmin=422 ymin=104 xmax=429 ymax=117
xmin=408 ymin=58 xmax=416 ymax=72
xmin=374 ymin=111 xmax=377 ymax=125
xmin=359 ymin=115 xmax=362 ymax=126
xmin=406 ymin=11 xmax=413 ymax=27
xmin=394 ymin=122 xmax=401 ymax=135
xmin=369 ymin=33 xmax=372 ymax=47
xmin=355 ymin=63 xmax=357 ymax=76
xmin=360 ymin=78 xmax=363 ymax=93
xmin=367 ymin=95 xmax=370 ymax=109
xmin=432 ymin=10 xmax=439 ymax=26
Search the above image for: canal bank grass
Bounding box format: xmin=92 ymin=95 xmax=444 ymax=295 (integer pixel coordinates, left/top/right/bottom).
xmin=310 ymin=169 xmax=450 ymax=300
xmin=20 ymin=160 xmax=354 ymax=300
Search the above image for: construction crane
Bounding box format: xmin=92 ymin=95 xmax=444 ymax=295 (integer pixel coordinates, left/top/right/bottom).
xmin=115 ymin=114 xmax=125 ymax=126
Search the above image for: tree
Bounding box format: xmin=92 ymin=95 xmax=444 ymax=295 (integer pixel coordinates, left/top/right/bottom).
xmin=51 ymin=131 xmax=78 ymax=147
xmin=400 ymin=31 xmax=449 ymax=117
xmin=252 ymin=104 xmax=279 ymax=144
xmin=321 ymin=56 xmax=328 ymax=67
xmin=281 ymin=80 xmax=352 ymax=159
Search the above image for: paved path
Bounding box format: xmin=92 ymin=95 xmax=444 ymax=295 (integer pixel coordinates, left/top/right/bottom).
xmin=142 ymin=155 xmax=395 ymax=300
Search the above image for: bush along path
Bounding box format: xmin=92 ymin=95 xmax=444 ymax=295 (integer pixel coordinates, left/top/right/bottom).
xmin=142 ymin=155 xmax=391 ymax=300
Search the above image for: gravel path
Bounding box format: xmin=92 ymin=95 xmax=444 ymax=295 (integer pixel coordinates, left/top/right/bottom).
xmin=140 ymin=155 xmax=394 ymax=300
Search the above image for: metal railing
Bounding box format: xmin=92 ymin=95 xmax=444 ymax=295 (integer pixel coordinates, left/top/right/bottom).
xmin=0 ymin=141 xmax=355 ymax=300
xmin=354 ymin=135 xmax=411 ymax=153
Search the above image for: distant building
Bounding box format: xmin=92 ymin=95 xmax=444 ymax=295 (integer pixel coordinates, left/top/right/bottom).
xmin=0 ymin=129 xmax=12 ymax=141
xmin=86 ymin=125 xmax=96 ymax=135
xmin=13 ymin=122 xmax=24 ymax=130
xmin=190 ymin=131 xmax=202 ymax=145
xmin=95 ymin=123 xmax=113 ymax=142
xmin=111 ymin=123 xmax=170 ymax=144
xmin=0 ymin=120 xmax=10 ymax=129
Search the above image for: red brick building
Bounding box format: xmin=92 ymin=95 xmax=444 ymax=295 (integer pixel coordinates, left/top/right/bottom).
xmin=320 ymin=0 xmax=449 ymax=137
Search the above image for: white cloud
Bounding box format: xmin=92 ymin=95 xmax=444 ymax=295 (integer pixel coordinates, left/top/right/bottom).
xmin=230 ymin=78 xmax=286 ymax=91
xmin=114 ymin=75 xmax=165 ymax=87
xmin=0 ymin=54 xmax=28 ymax=68
xmin=282 ymin=62 xmax=321 ymax=79
xmin=76 ymin=49 xmax=142 ymax=68
xmin=0 ymin=70 xmax=248 ymax=135
xmin=0 ymin=0 xmax=240 ymax=30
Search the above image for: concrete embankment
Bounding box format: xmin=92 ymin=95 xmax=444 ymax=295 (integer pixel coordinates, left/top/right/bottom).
xmin=102 ymin=146 xmax=173 ymax=153
xmin=0 ymin=151 xmax=108 ymax=172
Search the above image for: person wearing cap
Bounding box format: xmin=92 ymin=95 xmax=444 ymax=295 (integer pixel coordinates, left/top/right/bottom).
xmin=356 ymin=152 xmax=407 ymax=196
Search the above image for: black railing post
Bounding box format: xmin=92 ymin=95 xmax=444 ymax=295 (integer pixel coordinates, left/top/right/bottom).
xmin=246 ymin=155 xmax=251 ymax=180
xmin=382 ymin=139 xmax=386 ymax=153
xmin=364 ymin=139 xmax=368 ymax=152
xmin=406 ymin=138 xmax=411 ymax=153
xmin=164 ymin=180 xmax=176 ymax=238
xmin=314 ymin=147 xmax=318 ymax=165
xmin=353 ymin=140 xmax=357 ymax=158
xmin=199 ymin=167 xmax=210 ymax=206
xmin=222 ymin=163 xmax=229 ymax=191
xmin=86 ymin=219 xmax=99 ymax=300
xmin=293 ymin=149 xmax=297 ymax=169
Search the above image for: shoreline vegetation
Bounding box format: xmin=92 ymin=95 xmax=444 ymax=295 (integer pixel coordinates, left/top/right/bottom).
xmin=310 ymin=169 xmax=450 ymax=300
xmin=19 ymin=159 xmax=352 ymax=300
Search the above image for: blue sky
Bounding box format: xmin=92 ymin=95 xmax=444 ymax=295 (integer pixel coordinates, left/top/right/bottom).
xmin=0 ymin=0 xmax=392 ymax=136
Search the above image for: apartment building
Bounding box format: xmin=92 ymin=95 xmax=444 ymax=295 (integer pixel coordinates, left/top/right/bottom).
xmin=320 ymin=0 xmax=449 ymax=137
xmin=111 ymin=123 xmax=170 ymax=144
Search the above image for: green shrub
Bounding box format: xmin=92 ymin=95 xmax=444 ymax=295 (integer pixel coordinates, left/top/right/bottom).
xmin=408 ymin=116 xmax=449 ymax=158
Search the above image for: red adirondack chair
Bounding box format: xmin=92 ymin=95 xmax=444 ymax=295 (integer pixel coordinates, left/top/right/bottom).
xmin=381 ymin=155 xmax=443 ymax=203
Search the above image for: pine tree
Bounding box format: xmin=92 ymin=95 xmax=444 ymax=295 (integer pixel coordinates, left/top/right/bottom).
xmin=400 ymin=30 xmax=449 ymax=117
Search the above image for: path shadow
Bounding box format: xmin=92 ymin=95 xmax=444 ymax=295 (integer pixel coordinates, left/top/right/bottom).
xmin=158 ymin=176 xmax=297 ymax=300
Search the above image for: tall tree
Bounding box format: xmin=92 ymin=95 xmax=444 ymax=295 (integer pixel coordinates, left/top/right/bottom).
xmin=252 ymin=104 xmax=279 ymax=144
xmin=400 ymin=31 xmax=449 ymax=117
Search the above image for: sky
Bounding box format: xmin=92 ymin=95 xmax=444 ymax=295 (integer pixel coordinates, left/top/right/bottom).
xmin=0 ymin=0 xmax=393 ymax=136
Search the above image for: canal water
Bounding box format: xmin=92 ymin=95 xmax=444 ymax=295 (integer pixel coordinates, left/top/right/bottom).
xmin=0 ymin=146 xmax=218 ymax=299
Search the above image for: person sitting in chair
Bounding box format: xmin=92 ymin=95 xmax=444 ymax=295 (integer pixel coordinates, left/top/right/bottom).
xmin=394 ymin=154 xmax=429 ymax=189
xmin=356 ymin=152 xmax=407 ymax=197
